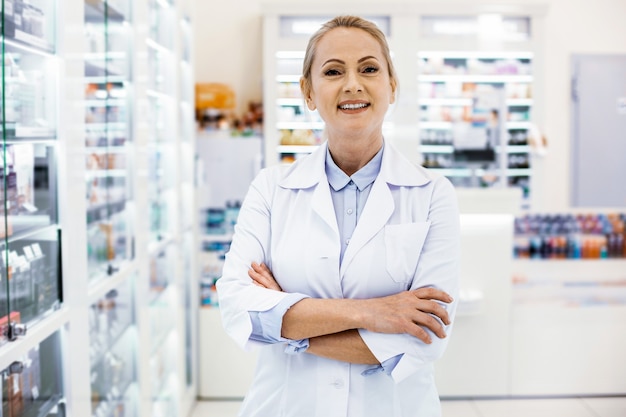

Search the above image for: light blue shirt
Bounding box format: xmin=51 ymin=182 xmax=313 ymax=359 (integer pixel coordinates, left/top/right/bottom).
xmin=249 ymin=145 xmax=400 ymax=374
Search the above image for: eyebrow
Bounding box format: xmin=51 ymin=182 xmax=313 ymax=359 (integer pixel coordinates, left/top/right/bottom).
xmin=321 ymin=56 xmax=380 ymax=66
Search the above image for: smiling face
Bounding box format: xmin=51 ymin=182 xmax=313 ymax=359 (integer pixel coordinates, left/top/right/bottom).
xmin=302 ymin=27 xmax=396 ymax=145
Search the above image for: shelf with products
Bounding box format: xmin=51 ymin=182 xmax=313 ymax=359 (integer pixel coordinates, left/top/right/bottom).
xmin=1 ymin=1 xmax=61 ymax=377
xmin=83 ymin=0 xmax=134 ymax=285
xmin=274 ymin=54 xmax=325 ymax=160
xmin=198 ymin=202 xmax=239 ymax=308
xmin=511 ymin=211 xmax=626 ymax=307
xmin=509 ymin=212 xmax=626 ymax=395
xmin=0 ymin=1 xmax=197 ymax=416
xmin=1 ymin=330 xmax=65 ymax=417
xmin=1 ymin=43 xmax=57 ymax=140
xmin=144 ymin=23 xmax=178 ymax=242
xmin=417 ymin=51 xmax=535 ymax=201
xmin=261 ymin=18 xmax=344 ymax=164
xmin=136 ymin=1 xmax=195 ymax=415
xmin=199 ymin=239 xmax=230 ymax=308
xmin=513 ymin=212 xmax=626 ymax=260
xmin=0 ymin=226 xmax=61 ymax=343
xmin=3 ymin=1 xmax=55 ymax=53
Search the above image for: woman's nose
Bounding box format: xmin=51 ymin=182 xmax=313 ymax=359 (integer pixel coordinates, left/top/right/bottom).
xmin=343 ymin=70 xmax=363 ymax=93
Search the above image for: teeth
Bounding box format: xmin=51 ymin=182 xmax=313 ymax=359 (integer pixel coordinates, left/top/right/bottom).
xmin=339 ymin=103 xmax=368 ymax=110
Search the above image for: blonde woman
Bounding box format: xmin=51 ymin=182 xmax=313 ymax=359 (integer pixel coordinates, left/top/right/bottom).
xmin=217 ymin=15 xmax=460 ymax=417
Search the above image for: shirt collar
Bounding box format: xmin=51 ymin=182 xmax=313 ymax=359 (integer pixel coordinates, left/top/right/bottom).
xmin=278 ymin=140 xmax=431 ymax=190
xmin=325 ymin=145 xmax=383 ymax=192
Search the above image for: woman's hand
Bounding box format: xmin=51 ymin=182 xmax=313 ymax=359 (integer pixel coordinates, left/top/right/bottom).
xmin=361 ymin=288 xmax=453 ymax=344
xmin=248 ymin=262 xmax=282 ymax=291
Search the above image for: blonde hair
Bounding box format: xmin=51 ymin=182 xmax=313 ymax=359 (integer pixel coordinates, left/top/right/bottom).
xmin=300 ymin=15 xmax=398 ymax=99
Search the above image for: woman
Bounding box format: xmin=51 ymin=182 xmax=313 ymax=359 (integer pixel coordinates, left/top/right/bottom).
xmin=217 ymin=15 xmax=460 ymax=417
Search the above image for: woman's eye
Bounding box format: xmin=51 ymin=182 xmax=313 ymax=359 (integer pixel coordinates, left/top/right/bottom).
xmin=324 ymin=69 xmax=341 ymax=76
xmin=363 ymin=66 xmax=379 ymax=73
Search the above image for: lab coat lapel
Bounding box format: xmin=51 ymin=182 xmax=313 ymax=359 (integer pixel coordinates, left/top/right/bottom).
xmin=311 ymin=179 xmax=339 ymax=237
xmin=340 ymin=175 xmax=393 ymax=277
xmin=279 ymin=142 xmax=339 ymax=237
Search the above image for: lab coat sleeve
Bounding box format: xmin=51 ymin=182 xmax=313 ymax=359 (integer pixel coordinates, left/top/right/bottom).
xmin=216 ymin=167 xmax=304 ymax=351
xmin=358 ymin=175 xmax=461 ymax=383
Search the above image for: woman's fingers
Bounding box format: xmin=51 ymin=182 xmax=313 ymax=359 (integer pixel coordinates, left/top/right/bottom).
xmin=412 ymin=287 xmax=453 ymax=303
xmin=413 ymin=297 xmax=451 ymax=326
xmin=248 ymin=262 xmax=282 ymax=291
xmin=412 ymin=309 xmax=448 ymax=339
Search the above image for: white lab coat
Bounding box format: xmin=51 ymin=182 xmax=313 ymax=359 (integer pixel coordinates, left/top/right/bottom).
xmin=217 ymin=140 xmax=460 ymax=417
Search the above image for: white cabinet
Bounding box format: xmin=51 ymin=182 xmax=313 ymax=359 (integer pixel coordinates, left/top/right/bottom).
xmin=510 ymin=259 xmax=626 ymax=396
xmin=198 ymin=308 xmax=258 ymax=399
xmin=435 ymin=213 xmax=515 ymax=397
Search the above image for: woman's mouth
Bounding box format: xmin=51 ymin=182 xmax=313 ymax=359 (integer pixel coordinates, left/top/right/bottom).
xmin=338 ymin=102 xmax=370 ymax=110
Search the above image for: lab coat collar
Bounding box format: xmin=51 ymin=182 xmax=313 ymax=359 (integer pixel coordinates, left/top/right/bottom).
xmin=278 ymin=140 xmax=432 ymax=190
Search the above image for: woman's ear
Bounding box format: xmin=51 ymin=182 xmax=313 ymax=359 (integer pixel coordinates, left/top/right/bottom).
xmin=300 ymin=77 xmax=316 ymax=111
xmin=305 ymin=97 xmax=316 ymax=111
xmin=389 ymin=80 xmax=397 ymax=104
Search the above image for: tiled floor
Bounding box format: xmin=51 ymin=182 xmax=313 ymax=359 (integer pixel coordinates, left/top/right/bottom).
xmin=190 ymin=397 xmax=626 ymax=417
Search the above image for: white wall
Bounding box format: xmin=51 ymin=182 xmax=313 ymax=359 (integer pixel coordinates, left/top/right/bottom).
xmin=193 ymin=0 xmax=626 ymax=211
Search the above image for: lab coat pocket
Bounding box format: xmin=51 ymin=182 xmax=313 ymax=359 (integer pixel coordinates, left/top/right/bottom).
xmin=384 ymin=222 xmax=431 ymax=284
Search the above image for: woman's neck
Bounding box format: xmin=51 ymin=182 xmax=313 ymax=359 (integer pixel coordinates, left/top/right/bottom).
xmin=327 ymin=136 xmax=383 ymax=177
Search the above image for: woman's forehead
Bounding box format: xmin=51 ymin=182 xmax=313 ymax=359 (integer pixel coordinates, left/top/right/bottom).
xmin=314 ymin=28 xmax=384 ymax=61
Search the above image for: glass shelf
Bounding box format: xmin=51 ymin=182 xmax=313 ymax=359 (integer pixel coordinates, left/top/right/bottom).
xmin=89 ymin=278 xmax=138 ymax=417
xmin=1 ymin=225 xmax=61 ymax=346
xmin=3 ymin=1 xmax=56 ymax=53
xmin=146 ymin=2 xmax=178 ymax=245
xmin=83 ymin=0 xmax=134 ymax=283
xmin=1 ymin=41 xmax=58 ymax=141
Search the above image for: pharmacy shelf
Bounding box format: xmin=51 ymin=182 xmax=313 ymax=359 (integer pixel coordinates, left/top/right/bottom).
xmin=0 ymin=2 xmax=197 ymax=417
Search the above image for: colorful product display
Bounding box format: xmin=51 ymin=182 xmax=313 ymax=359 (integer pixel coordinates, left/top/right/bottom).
xmin=203 ymin=201 xmax=241 ymax=235
xmin=199 ymin=241 xmax=231 ymax=307
xmin=514 ymin=213 xmax=626 ymax=259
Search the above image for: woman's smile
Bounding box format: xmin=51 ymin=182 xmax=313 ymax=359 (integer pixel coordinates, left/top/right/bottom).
xmin=338 ymin=100 xmax=371 ymax=113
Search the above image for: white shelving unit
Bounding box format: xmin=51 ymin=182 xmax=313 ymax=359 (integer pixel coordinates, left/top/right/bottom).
xmin=0 ymin=1 xmax=197 ymax=416
xmin=417 ymin=50 xmax=535 ymax=201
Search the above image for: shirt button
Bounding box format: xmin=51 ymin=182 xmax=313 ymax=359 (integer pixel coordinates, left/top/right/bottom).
xmin=346 ymin=238 xmax=350 ymax=245
xmin=347 ymin=208 xmax=353 ymax=215
xmin=332 ymin=379 xmax=344 ymax=389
